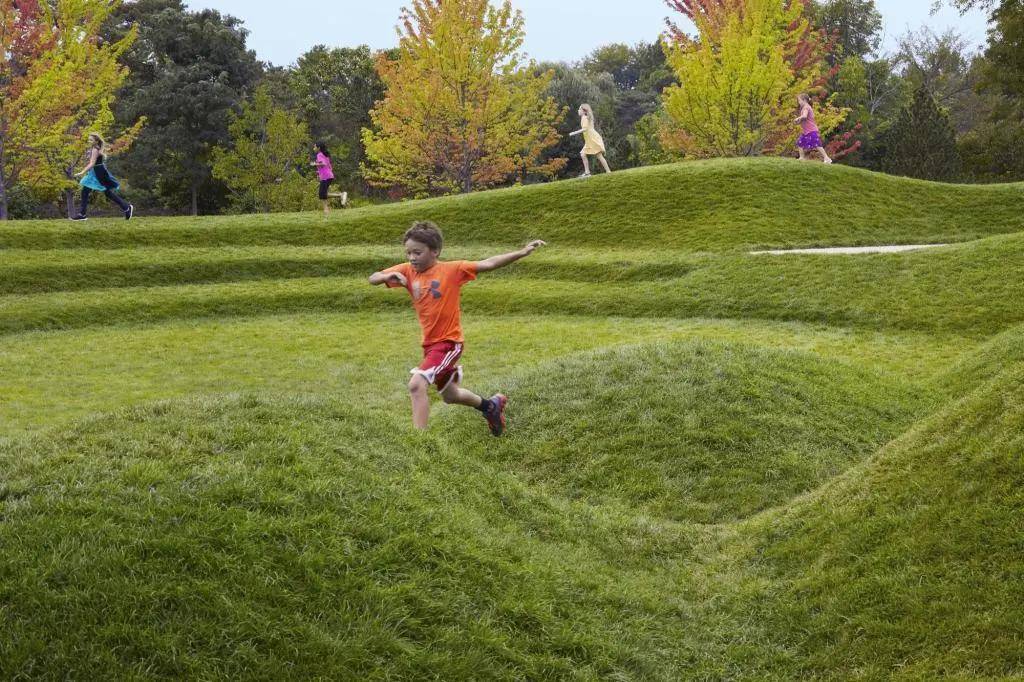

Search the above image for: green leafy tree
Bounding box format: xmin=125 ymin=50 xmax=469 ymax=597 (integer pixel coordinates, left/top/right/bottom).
xmin=211 ymin=86 xmax=315 ymax=213
xmin=362 ymin=0 xmax=564 ymax=196
xmin=289 ymin=45 xmax=384 ymax=191
xmin=878 ymin=84 xmax=962 ymax=181
xmin=536 ymin=62 xmax=617 ymax=177
xmin=661 ymin=0 xmax=847 ymax=157
xmin=6 ymin=0 xmax=141 ymax=217
xmin=105 ymin=0 xmax=262 ymax=215
xmin=811 ymin=0 xmax=883 ymax=60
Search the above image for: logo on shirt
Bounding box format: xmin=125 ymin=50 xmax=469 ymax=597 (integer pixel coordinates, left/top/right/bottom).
xmin=429 ymin=280 xmax=442 ymax=299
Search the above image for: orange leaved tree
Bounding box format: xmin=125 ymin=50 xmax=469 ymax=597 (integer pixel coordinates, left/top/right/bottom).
xmin=362 ymin=0 xmax=565 ymax=196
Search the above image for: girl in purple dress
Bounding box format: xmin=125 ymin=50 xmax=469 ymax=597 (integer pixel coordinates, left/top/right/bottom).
xmin=795 ymin=94 xmax=833 ymax=164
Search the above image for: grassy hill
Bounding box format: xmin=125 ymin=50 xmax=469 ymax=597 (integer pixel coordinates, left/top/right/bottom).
xmin=0 ymin=158 xmax=1021 ymax=679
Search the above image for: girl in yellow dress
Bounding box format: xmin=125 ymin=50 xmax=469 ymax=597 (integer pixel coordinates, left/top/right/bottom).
xmin=569 ymin=103 xmax=611 ymax=177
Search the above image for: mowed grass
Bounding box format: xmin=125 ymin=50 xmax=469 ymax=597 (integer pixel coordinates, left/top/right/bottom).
xmin=1 ymin=158 xmax=1022 ymax=678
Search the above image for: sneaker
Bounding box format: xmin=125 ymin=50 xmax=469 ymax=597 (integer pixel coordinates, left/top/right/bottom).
xmin=484 ymin=394 xmax=507 ymax=437
xmin=578 ymin=172 xmax=592 ymax=179
xmin=124 ymin=204 xmax=134 ymax=221
xmin=69 ymin=215 xmax=88 ymax=221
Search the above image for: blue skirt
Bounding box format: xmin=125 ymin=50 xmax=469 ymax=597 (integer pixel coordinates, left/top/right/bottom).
xmin=80 ymin=165 xmax=120 ymax=191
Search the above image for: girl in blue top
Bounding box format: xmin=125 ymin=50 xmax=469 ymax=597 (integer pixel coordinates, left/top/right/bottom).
xmin=71 ymin=132 xmax=133 ymax=221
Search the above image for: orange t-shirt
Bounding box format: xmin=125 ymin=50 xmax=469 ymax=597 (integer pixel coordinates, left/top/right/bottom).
xmin=383 ymin=260 xmax=478 ymax=346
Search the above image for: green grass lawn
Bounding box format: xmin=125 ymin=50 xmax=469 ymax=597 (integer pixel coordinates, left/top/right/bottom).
xmin=1 ymin=158 xmax=1022 ymax=679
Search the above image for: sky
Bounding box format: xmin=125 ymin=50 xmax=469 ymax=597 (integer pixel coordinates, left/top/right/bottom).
xmin=185 ymin=1 xmax=991 ymax=68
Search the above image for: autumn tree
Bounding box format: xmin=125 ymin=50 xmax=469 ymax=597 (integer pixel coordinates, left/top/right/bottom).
xmin=0 ymin=0 xmax=52 ymax=219
xmin=1 ymin=0 xmax=140 ymax=218
xmin=362 ymin=0 xmax=565 ymax=196
xmin=211 ymin=85 xmax=314 ymax=213
xmin=660 ymin=0 xmax=849 ymax=157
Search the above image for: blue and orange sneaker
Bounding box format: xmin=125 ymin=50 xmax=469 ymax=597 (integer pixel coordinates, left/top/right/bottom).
xmin=484 ymin=394 xmax=507 ymax=436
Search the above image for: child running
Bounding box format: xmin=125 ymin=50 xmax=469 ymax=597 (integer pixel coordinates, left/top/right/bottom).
xmin=311 ymin=142 xmax=347 ymax=215
xmin=369 ymin=221 xmax=546 ymax=434
xmin=71 ymin=132 xmax=134 ymax=221
xmin=795 ymin=94 xmax=833 ymax=164
xmin=569 ymin=103 xmax=611 ymax=177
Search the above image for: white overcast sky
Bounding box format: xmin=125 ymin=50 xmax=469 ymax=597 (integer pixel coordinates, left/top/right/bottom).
xmin=185 ymin=1 xmax=991 ymax=67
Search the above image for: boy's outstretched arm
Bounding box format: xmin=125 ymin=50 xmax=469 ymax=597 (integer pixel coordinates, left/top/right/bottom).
xmin=475 ymin=240 xmax=547 ymax=273
xmin=369 ymin=270 xmax=407 ymax=286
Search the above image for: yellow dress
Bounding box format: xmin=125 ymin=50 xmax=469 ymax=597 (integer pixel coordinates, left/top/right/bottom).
xmin=581 ymin=115 xmax=605 ymax=155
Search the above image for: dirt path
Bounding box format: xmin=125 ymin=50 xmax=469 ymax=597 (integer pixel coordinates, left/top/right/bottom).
xmin=751 ymin=244 xmax=949 ymax=255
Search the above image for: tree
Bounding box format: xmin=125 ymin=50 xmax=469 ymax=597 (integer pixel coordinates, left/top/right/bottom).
xmin=211 ymin=85 xmax=314 ymax=213
xmin=105 ymin=0 xmax=262 ymax=215
xmin=0 ymin=0 xmax=52 ymax=220
xmin=536 ymin=62 xmax=617 ymax=177
xmin=896 ymin=27 xmax=988 ymax=133
xmin=811 ymin=0 xmax=883 ymax=60
xmin=2 ymin=0 xmax=140 ymax=219
xmin=877 ymin=84 xmax=962 ymax=181
xmin=289 ymin=45 xmax=384 ymax=191
xmin=661 ymin=0 xmax=848 ymax=157
xmin=362 ymin=0 xmax=565 ymax=196
xmin=581 ymin=41 xmax=677 ymax=167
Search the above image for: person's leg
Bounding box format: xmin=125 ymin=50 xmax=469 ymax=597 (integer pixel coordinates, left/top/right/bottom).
xmin=104 ymin=189 xmax=130 ymax=211
xmin=408 ymin=374 xmax=431 ymax=430
xmin=580 ymin=150 xmax=591 ymax=175
xmin=79 ymin=188 xmax=92 ymax=216
xmin=322 ymin=199 xmax=330 ymax=216
xmin=597 ymin=153 xmax=611 ymax=173
xmin=798 ymin=146 xmax=807 ymax=160
xmin=440 ymin=378 xmax=484 ymax=408
xmin=440 ymin=375 xmax=507 ymax=436
xmin=816 ymin=146 xmax=833 ymax=164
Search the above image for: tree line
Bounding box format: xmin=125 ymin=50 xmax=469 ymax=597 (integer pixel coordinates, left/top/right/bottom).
xmin=2 ymin=0 xmax=1022 ymax=219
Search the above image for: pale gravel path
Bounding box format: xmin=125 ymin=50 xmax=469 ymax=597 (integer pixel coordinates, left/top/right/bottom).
xmin=750 ymin=244 xmax=950 ymax=255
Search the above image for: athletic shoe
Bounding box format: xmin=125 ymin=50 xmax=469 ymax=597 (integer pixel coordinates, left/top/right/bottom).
xmin=124 ymin=204 xmax=134 ymax=221
xmin=69 ymin=215 xmax=87 ymax=221
xmin=578 ymin=172 xmax=592 ymax=179
xmin=484 ymin=394 xmax=507 ymax=437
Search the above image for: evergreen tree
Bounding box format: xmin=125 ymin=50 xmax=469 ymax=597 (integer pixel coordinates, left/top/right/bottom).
xmin=878 ymin=84 xmax=962 ymax=181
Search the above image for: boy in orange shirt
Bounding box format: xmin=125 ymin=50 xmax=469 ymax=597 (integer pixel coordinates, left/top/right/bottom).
xmin=369 ymin=221 xmax=546 ymax=435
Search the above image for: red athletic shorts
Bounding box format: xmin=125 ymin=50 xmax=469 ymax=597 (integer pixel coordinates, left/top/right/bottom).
xmin=411 ymin=341 xmax=463 ymax=391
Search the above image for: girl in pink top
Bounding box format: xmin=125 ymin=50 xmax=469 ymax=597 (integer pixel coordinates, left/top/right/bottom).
xmin=311 ymin=142 xmax=347 ymax=215
xmin=795 ymin=94 xmax=833 ymax=164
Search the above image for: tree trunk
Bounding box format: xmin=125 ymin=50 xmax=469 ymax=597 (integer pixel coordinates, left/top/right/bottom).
xmin=65 ymin=188 xmax=76 ymax=218
xmin=191 ymin=184 xmax=198 ymax=216
xmin=0 ymin=143 xmax=7 ymax=220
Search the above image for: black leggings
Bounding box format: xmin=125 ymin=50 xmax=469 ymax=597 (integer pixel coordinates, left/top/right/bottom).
xmin=80 ymin=186 xmax=129 ymax=215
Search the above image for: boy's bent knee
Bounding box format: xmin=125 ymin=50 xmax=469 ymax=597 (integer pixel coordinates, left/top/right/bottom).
xmin=408 ymin=375 xmax=429 ymax=394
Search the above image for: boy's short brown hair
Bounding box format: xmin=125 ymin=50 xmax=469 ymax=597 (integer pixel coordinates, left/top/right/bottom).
xmin=403 ymin=221 xmax=443 ymax=253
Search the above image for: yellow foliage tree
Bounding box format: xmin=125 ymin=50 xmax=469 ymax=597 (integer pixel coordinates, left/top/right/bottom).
xmin=661 ymin=0 xmax=847 ymax=157
xmin=362 ymin=0 xmax=565 ymax=196
xmin=4 ymin=0 xmax=142 ymax=217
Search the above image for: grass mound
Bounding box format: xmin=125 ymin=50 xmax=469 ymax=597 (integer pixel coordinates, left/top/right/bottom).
xmin=2 ymin=158 xmax=1023 ymax=252
xmin=476 ymin=340 xmax=930 ymax=523
xmin=1 ymin=158 xmax=1022 ymax=678
xmin=0 ymin=396 xmax=677 ymax=679
xmin=730 ymin=360 xmax=1024 ymax=678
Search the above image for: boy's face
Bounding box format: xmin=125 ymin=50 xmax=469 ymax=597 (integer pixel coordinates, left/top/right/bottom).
xmin=405 ymin=239 xmax=439 ymax=272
